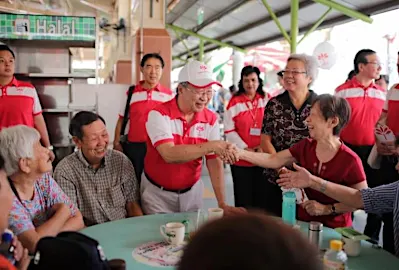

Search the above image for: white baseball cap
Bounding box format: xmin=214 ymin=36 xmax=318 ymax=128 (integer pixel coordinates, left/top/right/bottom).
xmin=178 ymin=60 xmax=222 ymax=88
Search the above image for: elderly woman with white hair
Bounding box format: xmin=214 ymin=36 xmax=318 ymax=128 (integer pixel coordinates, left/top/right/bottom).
xmin=0 ymin=125 xmax=84 ymax=253
xmin=259 ymin=54 xmax=319 ymax=216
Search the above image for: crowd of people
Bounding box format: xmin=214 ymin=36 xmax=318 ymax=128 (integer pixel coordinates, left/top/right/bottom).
xmin=0 ymin=41 xmax=398 ymax=269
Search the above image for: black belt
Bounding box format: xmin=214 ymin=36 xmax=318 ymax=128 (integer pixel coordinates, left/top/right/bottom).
xmin=144 ymin=172 xmax=193 ymax=194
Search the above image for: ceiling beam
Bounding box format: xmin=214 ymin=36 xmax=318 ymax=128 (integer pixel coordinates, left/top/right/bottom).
xmin=172 ymin=0 xmax=249 ymax=47
xmin=172 ymin=43 xmax=226 ymax=69
xmin=175 ymin=0 xmax=314 ymax=59
xmin=167 ymin=0 xmax=198 ymax=24
xmin=240 ymin=0 xmax=399 ymax=48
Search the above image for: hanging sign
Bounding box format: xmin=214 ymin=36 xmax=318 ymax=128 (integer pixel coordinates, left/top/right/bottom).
xmin=0 ymin=13 xmax=96 ymax=42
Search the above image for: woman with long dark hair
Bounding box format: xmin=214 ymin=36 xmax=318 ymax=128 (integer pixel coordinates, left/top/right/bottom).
xmin=224 ymin=66 xmax=268 ymax=208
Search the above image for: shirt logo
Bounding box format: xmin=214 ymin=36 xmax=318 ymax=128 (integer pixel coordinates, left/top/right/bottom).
xmin=196 ymin=125 xmax=205 ymax=132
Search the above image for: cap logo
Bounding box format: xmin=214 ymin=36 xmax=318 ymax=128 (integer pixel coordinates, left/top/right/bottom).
xmin=199 ymin=65 xmax=207 ymax=71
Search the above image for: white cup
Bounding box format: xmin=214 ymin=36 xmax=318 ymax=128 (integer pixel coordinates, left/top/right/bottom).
xmin=208 ymin=208 xmax=224 ymax=220
xmin=342 ymin=236 xmax=361 ymax=257
xmin=160 ymin=222 xmax=185 ymax=246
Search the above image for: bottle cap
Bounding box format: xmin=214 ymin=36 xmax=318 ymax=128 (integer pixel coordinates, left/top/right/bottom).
xmin=1 ymin=231 xmax=13 ymax=243
xmin=330 ymin=240 xmax=343 ymax=251
xmin=309 ymin=221 xmax=323 ymax=231
xmin=283 ymin=191 xmax=296 ymax=201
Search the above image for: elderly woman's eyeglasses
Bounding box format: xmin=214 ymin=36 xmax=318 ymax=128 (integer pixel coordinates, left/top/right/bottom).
xmin=281 ymin=70 xmax=307 ymax=76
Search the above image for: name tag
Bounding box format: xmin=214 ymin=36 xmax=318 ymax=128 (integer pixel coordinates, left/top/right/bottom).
xmin=249 ymin=128 xmax=261 ymax=136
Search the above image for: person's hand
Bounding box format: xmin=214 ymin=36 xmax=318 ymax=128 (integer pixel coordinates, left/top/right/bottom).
xmin=49 ymin=150 xmax=55 ymax=162
xmin=277 ymin=167 xmax=289 ymax=175
xmin=113 ymin=142 xmax=123 ymax=152
xmin=12 ymin=237 xmax=30 ymax=270
xmin=12 ymin=237 xmax=24 ymax=262
xmin=16 ymin=248 xmax=30 ymax=270
xmin=301 ymin=200 xmax=331 ymax=216
xmin=51 ymin=203 xmax=71 ymax=218
xmin=219 ymin=203 xmax=247 ymax=216
xmin=376 ymin=139 xmax=396 ymax=155
xmin=211 ymin=141 xmax=239 ymax=164
xmin=277 ymin=163 xmax=313 ymax=189
xmin=245 ymin=147 xmax=255 ymax=152
xmin=253 ymin=146 xmax=263 ymax=153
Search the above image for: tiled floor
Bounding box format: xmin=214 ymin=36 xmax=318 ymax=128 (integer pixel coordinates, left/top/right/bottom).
xmin=201 ymin=164 xmax=383 ymax=244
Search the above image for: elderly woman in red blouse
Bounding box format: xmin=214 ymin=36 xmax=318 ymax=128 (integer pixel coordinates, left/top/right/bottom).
xmin=229 ymin=94 xmax=368 ymax=228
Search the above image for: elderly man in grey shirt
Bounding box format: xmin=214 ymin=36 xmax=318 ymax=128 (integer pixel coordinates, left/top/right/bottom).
xmin=54 ymin=111 xmax=143 ymax=226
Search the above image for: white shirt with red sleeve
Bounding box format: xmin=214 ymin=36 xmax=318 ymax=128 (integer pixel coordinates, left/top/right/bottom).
xmin=383 ymin=84 xmax=399 ymax=138
xmin=144 ymin=98 xmax=219 ymax=190
xmin=118 ymin=81 xmax=174 ymax=143
xmin=0 ymin=77 xmax=42 ymax=130
xmin=334 ymin=76 xmax=386 ymax=146
xmin=224 ymin=93 xmax=268 ymax=166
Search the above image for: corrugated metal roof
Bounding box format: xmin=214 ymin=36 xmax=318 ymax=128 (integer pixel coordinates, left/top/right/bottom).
xmin=167 ymin=0 xmax=399 ymax=67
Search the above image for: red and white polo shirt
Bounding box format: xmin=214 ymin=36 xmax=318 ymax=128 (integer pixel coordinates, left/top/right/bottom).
xmin=144 ymin=98 xmax=219 ymax=190
xmin=383 ymin=83 xmax=399 ymax=138
xmin=0 ymin=77 xmax=42 ymax=130
xmin=118 ymin=81 xmax=174 ymax=143
xmin=335 ymin=76 xmax=386 ymax=146
xmin=224 ymin=93 xmax=268 ymax=166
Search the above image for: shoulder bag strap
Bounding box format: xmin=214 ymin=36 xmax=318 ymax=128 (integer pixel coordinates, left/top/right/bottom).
xmin=120 ymin=85 xmax=135 ymax=136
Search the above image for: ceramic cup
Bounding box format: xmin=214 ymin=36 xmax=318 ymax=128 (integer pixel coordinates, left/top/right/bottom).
xmin=342 ymin=235 xmax=361 ymax=256
xmin=160 ymin=222 xmax=185 ymax=246
xmin=208 ymin=208 xmax=224 ymax=220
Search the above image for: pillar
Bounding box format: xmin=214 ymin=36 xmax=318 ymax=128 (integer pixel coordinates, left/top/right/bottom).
xmin=232 ymin=51 xmax=245 ymax=88
xmin=115 ymin=0 xmax=171 ymax=87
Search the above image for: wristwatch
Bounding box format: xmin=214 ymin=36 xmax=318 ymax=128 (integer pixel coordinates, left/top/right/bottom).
xmin=331 ymin=204 xmax=337 ymax=215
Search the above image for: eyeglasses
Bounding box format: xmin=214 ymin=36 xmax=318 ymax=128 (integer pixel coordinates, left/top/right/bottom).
xmin=185 ymin=86 xmax=215 ymax=97
xmin=365 ymin=62 xmax=382 ymax=68
xmin=281 ymin=70 xmax=307 ymax=76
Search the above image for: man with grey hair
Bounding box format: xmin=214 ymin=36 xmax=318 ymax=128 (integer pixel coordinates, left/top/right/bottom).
xmin=142 ymin=60 xmax=245 ymax=215
xmin=0 ymin=125 xmax=84 ymax=252
xmin=259 ymin=53 xmax=318 ymax=216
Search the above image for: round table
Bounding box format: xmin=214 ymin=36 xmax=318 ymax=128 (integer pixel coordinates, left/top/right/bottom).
xmin=81 ymin=213 xmax=399 ymax=270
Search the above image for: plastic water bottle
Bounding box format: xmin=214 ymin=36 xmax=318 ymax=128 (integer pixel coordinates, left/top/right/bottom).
xmin=323 ymin=240 xmax=348 ymax=270
xmin=0 ymin=231 xmax=15 ymax=265
xmin=282 ymin=191 xmax=296 ymax=226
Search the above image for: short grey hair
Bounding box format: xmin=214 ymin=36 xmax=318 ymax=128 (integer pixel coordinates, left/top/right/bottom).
xmin=288 ymin=54 xmax=319 ymax=85
xmin=0 ymin=125 xmax=40 ymax=176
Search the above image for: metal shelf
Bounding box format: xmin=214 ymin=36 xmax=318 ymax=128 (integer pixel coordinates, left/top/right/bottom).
xmin=15 ymin=73 xmax=95 ymax=79
xmin=43 ymin=106 xmax=97 ymax=113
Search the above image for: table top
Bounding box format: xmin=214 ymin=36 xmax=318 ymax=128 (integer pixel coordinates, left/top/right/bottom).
xmin=81 ymin=213 xmax=399 ymax=270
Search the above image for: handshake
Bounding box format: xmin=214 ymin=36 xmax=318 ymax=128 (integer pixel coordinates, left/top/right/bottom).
xmin=210 ymin=141 xmax=242 ymax=164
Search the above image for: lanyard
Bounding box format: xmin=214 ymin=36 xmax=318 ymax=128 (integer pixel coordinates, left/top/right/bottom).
xmin=245 ymin=98 xmax=259 ymax=127
xmin=8 ymin=177 xmax=33 ymax=219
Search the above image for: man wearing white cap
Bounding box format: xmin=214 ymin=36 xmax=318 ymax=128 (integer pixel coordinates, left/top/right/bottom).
xmin=141 ymin=60 xmax=243 ymax=214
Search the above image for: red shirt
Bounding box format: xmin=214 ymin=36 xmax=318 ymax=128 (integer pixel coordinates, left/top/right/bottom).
xmin=383 ymin=84 xmax=399 ymax=137
xmin=0 ymin=77 xmax=42 ymax=130
xmin=0 ymin=255 xmax=16 ymax=270
xmin=289 ymin=138 xmax=366 ymax=228
xmin=224 ymin=93 xmax=268 ymax=166
xmin=144 ymin=98 xmax=219 ymax=190
xmin=335 ymin=77 xmax=386 ymax=146
xmin=118 ymin=81 xmax=173 ymax=143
